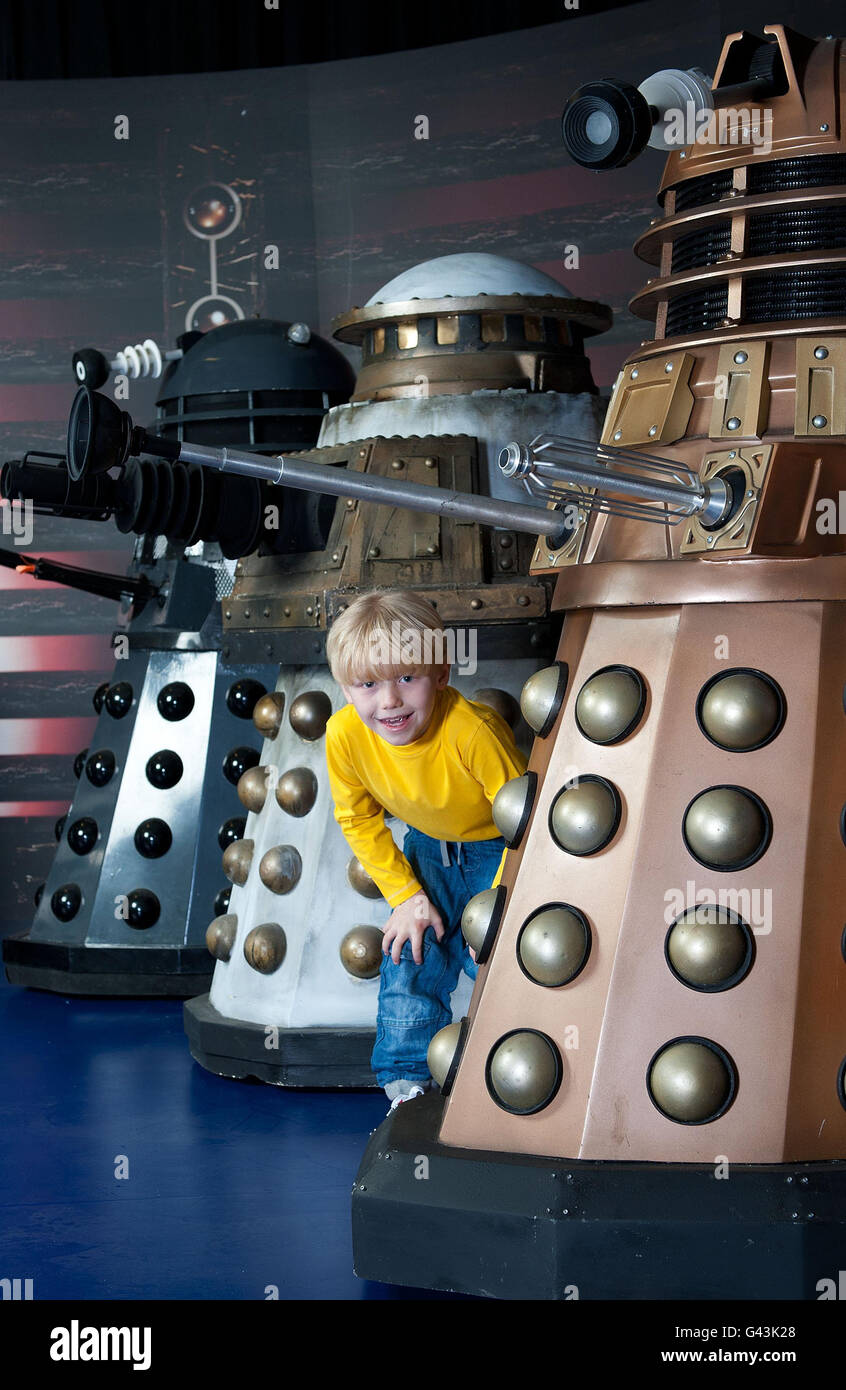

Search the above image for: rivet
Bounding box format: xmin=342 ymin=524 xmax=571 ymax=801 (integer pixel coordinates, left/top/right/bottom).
xmin=426 ymin=544 xmax=438 ymax=555
xmin=470 ymin=598 xmax=482 ymax=609
xmin=733 ymin=350 xmax=748 ymax=364
xmin=391 ymin=459 xmax=404 ymax=470
xmin=306 ymin=606 xmax=313 ymax=615
xmin=283 ymin=607 xmax=291 ymax=616
xmin=424 ymin=458 xmax=435 ymax=468
xmin=812 ymin=415 xmax=827 ymax=428
xmin=331 ymin=551 xmax=339 ymax=561
xmin=224 ymin=610 xmax=231 ymax=619
xmin=613 ymin=430 xmax=622 ymax=441
xmin=747 ymin=490 xmax=754 ymax=498
xmin=223 ymin=646 xmax=230 ymax=659
xmin=244 ymin=609 xmax=250 ymax=619
xmin=498 ymin=535 xmax=513 ymax=548
xmin=726 ymin=417 xmax=741 ymax=431
xmin=814 ymin=346 xmax=829 ymax=359
xmin=648 ymin=425 xmax=658 ymax=437
xmin=707 ymin=536 xmax=715 ymax=546
xmin=345 ymin=499 xmax=355 ymax=509
xmin=368 ymin=546 xmax=381 ymax=558
xmin=728 ymin=451 xmax=736 ymax=458
xmin=680 ymin=151 xmax=686 ymax=159
xmin=820 ymin=123 xmax=830 ymax=133
xmin=263 ymin=607 xmax=270 ymax=618
xmin=631 ymin=368 xmax=639 ymax=379
xmin=499 ymin=558 xmax=513 ymax=570
xmin=516 ymin=595 xmax=529 ymax=606
xmin=265 ymin=644 xmax=272 ymax=656
xmin=664 ymin=361 xmax=674 ymax=373
xmin=359 ymin=448 xmax=367 ymax=458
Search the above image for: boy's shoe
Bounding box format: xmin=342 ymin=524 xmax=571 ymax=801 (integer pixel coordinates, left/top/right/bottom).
xmin=388 ymin=1085 xmax=425 ymax=1113
xmin=384 ymin=1078 xmax=427 ymax=1113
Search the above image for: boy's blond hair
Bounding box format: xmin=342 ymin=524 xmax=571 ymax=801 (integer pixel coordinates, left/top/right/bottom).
xmin=326 ymin=589 xmax=448 ymax=687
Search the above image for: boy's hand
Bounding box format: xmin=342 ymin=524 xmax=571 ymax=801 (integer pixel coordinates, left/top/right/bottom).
xmin=383 ymin=891 xmax=444 ymax=965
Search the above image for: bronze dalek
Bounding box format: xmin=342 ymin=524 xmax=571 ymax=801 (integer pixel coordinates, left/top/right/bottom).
xmin=63 ymin=256 xmax=610 ymax=1085
xmin=347 ymin=23 xmax=846 ymax=1299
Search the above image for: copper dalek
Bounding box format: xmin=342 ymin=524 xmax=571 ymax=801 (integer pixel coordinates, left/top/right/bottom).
xmin=345 ymin=24 xmax=846 ymax=1298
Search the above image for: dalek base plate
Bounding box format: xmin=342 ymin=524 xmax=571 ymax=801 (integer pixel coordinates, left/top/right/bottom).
xmin=2 ymin=934 xmax=213 ymax=998
xmin=352 ymin=1094 xmax=846 ymax=1300
xmin=183 ymin=993 xmax=379 ymax=1088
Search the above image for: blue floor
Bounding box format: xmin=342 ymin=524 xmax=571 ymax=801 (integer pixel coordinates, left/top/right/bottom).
xmin=0 ymin=972 xmax=458 ymax=1300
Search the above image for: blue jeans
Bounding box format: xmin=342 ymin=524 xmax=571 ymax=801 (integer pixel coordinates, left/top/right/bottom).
xmin=372 ymin=826 xmax=506 ymax=1086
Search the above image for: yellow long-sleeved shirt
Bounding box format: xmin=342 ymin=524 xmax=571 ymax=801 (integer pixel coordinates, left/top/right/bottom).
xmin=325 ymin=685 xmax=528 ymax=908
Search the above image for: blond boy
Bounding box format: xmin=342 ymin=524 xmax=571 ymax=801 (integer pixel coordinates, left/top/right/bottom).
xmin=325 ymin=589 xmax=527 ymax=1107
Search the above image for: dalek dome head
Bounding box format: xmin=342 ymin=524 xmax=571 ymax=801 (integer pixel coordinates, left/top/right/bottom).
xmin=332 ymin=251 xmax=611 ymax=402
xmin=624 ymin=26 xmax=846 ymax=346
xmin=155 ymin=318 xmax=356 ymax=453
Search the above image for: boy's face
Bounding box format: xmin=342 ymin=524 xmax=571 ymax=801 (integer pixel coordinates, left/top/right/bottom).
xmin=342 ymin=665 xmax=450 ymax=745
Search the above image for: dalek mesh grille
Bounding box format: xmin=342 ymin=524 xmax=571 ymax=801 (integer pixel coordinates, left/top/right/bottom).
xmin=668 ymin=169 xmax=734 ymax=212
xmin=747 ymin=206 xmax=846 ymax=256
xmin=743 ymin=265 xmax=846 ymax=321
xmin=665 ymin=284 xmax=729 ymax=335
xmin=672 ymin=225 xmax=733 ymax=272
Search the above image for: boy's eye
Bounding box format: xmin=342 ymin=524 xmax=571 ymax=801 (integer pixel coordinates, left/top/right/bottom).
xmin=399 ymin=674 xmax=414 ymax=684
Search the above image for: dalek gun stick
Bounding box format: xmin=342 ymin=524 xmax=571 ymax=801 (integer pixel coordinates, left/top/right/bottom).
xmin=66 ymin=385 xmax=568 ymax=540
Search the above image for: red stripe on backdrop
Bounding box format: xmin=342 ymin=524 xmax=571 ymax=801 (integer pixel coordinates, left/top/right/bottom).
xmin=0 ymin=800 xmax=69 ymax=818
xmin=0 ymin=716 xmax=99 ymax=755
xmin=0 ymin=384 xmax=75 ymax=424
xmin=362 ymin=168 xmax=639 ymax=239
xmin=0 ymin=634 xmax=115 ymax=672
xmin=0 ymin=552 xmax=130 ymax=591
xmin=533 ymin=252 xmax=646 ymax=307
xmin=0 ymin=300 xmax=159 ymax=340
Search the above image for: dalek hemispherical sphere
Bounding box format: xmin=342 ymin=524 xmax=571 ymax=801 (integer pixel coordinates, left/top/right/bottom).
xmin=237 ymin=765 xmax=271 ymax=813
xmin=206 ymin=914 xmax=237 ymax=961
xmin=340 ymin=926 xmax=383 ymax=979
xmin=428 ymin=1022 xmax=463 ymax=1089
xmin=518 ymin=907 xmax=590 ymax=987
xmin=289 ymin=691 xmax=332 ymax=741
xmin=244 ymin=923 xmax=287 ymax=975
xmin=258 ymin=845 xmax=302 ymax=895
xmin=275 ymin=767 xmax=318 ymax=817
xmin=488 ymin=1031 xmax=561 ymax=1113
xmin=347 ymin=857 xmax=383 ymax=899
xmin=222 ymin=838 xmax=254 ymax=886
xmin=519 ymin=664 xmax=568 ymax=737
xmin=253 ymin=692 xmax=286 ymax=739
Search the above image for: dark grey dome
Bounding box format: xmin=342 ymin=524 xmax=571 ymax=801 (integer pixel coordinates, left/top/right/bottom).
xmin=157 ymin=318 xmax=355 ymax=404
xmin=154 ymin=318 xmax=355 ymax=454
